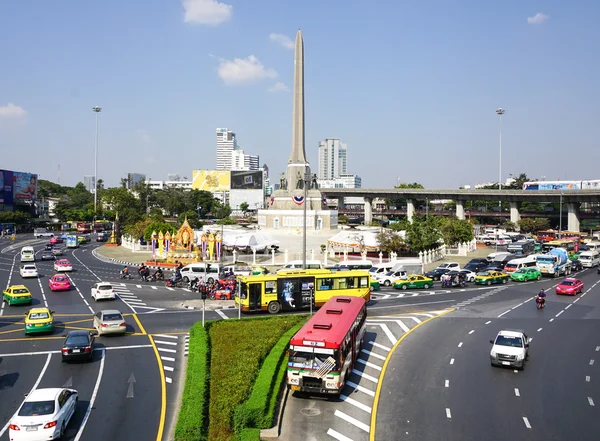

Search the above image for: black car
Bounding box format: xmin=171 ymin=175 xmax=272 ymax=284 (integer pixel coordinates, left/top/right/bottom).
xmin=467 ymin=258 xmax=488 ymax=265
xmin=464 ymin=262 xmax=488 ymax=272
xmin=425 ymin=268 xmax=451 ymax=281
xmin=571 ymin=259 xmax=583 ymax=272
xmin=96 ymin=232 xmax=109 ymax=242
xmin=61 ymin=330 xmax=95 ymax=362
xmin=44 ymin=243 xmax=53 ymax=251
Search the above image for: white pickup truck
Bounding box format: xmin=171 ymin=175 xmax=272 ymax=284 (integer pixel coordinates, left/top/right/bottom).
xmin=34 ymin=228 xmax=54 ymax=239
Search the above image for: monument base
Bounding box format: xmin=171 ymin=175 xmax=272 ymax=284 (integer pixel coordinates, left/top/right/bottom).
xmin=258 ymin=208 xmax=338 ymax=231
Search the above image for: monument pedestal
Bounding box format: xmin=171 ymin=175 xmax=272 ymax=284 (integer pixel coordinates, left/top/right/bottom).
xmin=258 ymin=189 xmax=338 ymax=231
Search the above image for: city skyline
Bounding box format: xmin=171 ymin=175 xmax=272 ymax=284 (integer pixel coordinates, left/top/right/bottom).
xmin=1 ymin=2 xmax=599 ymax=189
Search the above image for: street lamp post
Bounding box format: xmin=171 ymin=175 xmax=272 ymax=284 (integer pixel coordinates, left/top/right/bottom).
xmin=92 ymin=106 xmax=102 ymax=216
xmin=302 ymin=169 xmax=310 ymax=269
xmin=496 ymin=108 xmax=505 ymax=213
xmin=559 ymin=192 xmax=563 ymax=239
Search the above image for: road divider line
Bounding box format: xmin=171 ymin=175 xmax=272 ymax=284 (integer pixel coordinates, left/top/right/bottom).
xmin=485 ymin=321 xmax=492 ymax=324
xmin=522 ymin=417 xmax=532 ymax=429
xmin=590 ymin=359 xmax=595 ymax=366
xmin=346 ymin=380 xmax=375 ymax=397
xmin=368 ymin=323 xmax=397 ymax=345
xmin=357 ymin=358 xmax=382 ymax=371
xmin=586 ymin=376 xmax=590 ymax=382
xmin=446 ymin=408 xmax=451 ymax=419
xmin=596 ymin=346 xmax=599 ymax=352
xmin=154 ymin=334 xmax=178 ymax=339
xmin=132 ymin=313 xmax=147 ymax=335
xmin=216 ymin=309 xmax=229 ymax=320
xmin=335 ymin=410 xmax=370 ymax=433
xmin=361 ymin=349 xmax=386 ymax=361
xmin=161 ymin=356 xmax=176 ymax=362
xmin=537 ymin=328 xmax=543 ymax=332
xmin=450 ymin=358 xmax=455 ymax=365
xmin=588 ymin=397 xmax=595 ymax=406
xmin=368 ymin=341 xmax=391 ymax=352
xmin=327 ymin=428 xmax=354 ymax=441
xmin=370 ymin=309 xmax=453 ymax=441
xmin=148 ymin=335 xmax=167 ymax=441
xmin=352 ymin=368 xmax=378 ymax=384
xmin=74 ymin=348 xmax=105 ymax=441
xmin=445 ymin=380 xmax=449 ymax=388
xmin=154 ymin=340 xmax=178 ymax=346
xmin=340 ymin=394 xmax=372 ymax=413
xmin=498 ymin=310 xmax=511 ymax=317
xmin=514 ymin=388 xmax=520 ymax=397
xmin=549 ymin=318 xmax=555 ymax=322
xmin=468 ymin=330 xmax=475 ymax=335
xmin=458 ymin=342 xmax=463 ymax=347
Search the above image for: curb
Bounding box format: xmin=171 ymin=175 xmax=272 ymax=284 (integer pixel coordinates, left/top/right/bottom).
xmin=92 ymin=248 xmax=170 ymax=270
xmin=260 ymin=381 xmax=289 ymax=440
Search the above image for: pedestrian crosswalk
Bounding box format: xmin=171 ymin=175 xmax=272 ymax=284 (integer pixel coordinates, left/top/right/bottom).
xmin=152 ymin=333 xmax=189 ymax=385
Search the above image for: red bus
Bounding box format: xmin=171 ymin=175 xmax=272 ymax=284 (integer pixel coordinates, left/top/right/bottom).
xmin=77 ymin=222 xmax=92 ymax=233
xmin=287 ymin=296 xmax=366 ymax=395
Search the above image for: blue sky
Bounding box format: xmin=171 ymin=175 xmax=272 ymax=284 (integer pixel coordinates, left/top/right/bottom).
xmin=1 ymin=0 xmax=598 ymax=189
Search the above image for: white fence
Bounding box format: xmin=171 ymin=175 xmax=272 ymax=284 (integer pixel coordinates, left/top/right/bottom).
xmin=120 ymin=236 xmax=152 ymax=252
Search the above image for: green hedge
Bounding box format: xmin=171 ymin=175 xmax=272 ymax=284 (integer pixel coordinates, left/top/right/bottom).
xmin=174 ymin=323 xmax=210 ymax=441
xmin=208 ymin=316 xmax=306 ymax=441
xmin=233 ymin=320 xmax=306 ymax=436
xmin=239 ymin=428 xmax=261 ymax=441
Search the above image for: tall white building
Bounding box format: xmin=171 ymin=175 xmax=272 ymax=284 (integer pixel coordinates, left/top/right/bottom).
xmin=216 ymin=128 xmax=238 ymax=170
xmin=317 ymin=138 xmax=347 ymax=180
xmin=245 ymin=154 xmax=260 ymax=170
xmin=83 ymin=175 xmax=95 ymax=193
xmin=231 ymin=150 xmax=260 ymax=170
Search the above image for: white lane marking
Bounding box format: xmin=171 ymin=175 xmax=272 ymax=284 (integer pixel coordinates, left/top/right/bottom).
xmin=549 ymin=318 xmax=555 ymax=322
xmin=446 ymin=408 xmax=452 ymax=419
xmin=529 ymin=338 xmax=533 ymax=342
xmin=537 ymin=328 xmax=543 ymax=332
xmin=166 ymin=377 xmax=172 ymax=384
xmin=154 ymin=340 xmax=178 ymax=346
xmin=370 ymin=323 xmax=397 ymax=345
xmin=590 ymin=359 xmax=595 ymax=366
xmin=154 ymin=334 xmax=178 ymax=339
xmin=327 ymin=428 xmax=354 ymax=441
xmin=573 ymin=298 xmax=580 ymax=303
xmin=339 ymin=394 xmax=372 ymax=413
xmin=445 ymin=380 xmax=449 ymax=388
xmin=596 ymin=346 xmax=600 ymax=352
xmin=215 ymin=309 xmax=229 ymax=320
xmin=163 ymin=366 xmax=175 ymax=372
xmin=458 ymin=342 xmax=463 ymax=348
xmin=589 ymin=397 xmax=595 ymax=406
xmin=498 ymin=310 xmax=511 ymax=317
xmin=381 ymin=294 xmax=391 ymax=300
xmin=0 ymin=352 xmax=52 ymax=437
xmin=512 ymin=302 xmax=524 ymax=310
xmin=485 ymin=321 xmax=492 ymax=324
xmin=586 ymin=376 xmax=591 ymax=382
xmin=66 ymin=274 xmax=95 ymax=314
xmin=565 ymin=304 xmax=572 ymax=310
xmin=158 ymin=347 xmax=177 ymax=354
xmin=514 ymin=388 xmax=520 ymax=397
xmin=37 ymin=278 xmax=48 ymax=308
xmin=74 ymin=348 xmax=105 ymax=441
xmin=151 ymin=286 xmax=158 ymax=290
xmin=357 ymin=358 xmax=382 ymax=371
xmin=468 ymin=330 xmax=475 ymax=335
xmin=369 ymin=341 xmax=391 ymax=352
xmin=351 ymin=369 xmax=378 ymax=384
xmin=450 ymin=358 xmax=455 ymax=365
xmin=161 ymin=356 xmax=176 ymax=362
xmin=346 ymin=380 xmax=375 ymax=397
xmin=166 ymin=287 xmax=174 ymax=291
xmin=104 ymin=345 xmax=152 ymax=351
xmin=556 ymin=311 xmax=564 ymax=317
xmin=334 ymin=410 xmax=370 ymax=433
xmin=361 ymin=349 xmax=387 ymax=361
xmin=523 ymin=417 xmax=532 ymax=429
xmin=0 ymin=345 xmax=152 ymax=358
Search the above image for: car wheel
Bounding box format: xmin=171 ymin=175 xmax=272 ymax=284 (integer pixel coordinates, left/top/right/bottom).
xmin=207 ymin=277 xmax=214 ymax=284
xmin=401 ymin=284 xmax=408 ymax=290
xmin=487 ymin=280 xmax=492 ymax=286
xmin=470 ymin=277 xmax=475 ymax=282
xmin=502 ymin=279 xmax=507 ymax=284
xmin=383 ymin=280 xmax=391 ymax=287
xmin=536 ymin=275 xmax=541 ymax=281
xmin=268 ymin=301 xmax=281 ymax=314
xmin=423 ymin=283 xmax=430 ymax=289
xmin=183 ymin=277 xmax=189 ymax=283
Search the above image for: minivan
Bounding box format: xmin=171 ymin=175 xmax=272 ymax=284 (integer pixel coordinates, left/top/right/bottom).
xmin=180 ymin=262 xmax=224 ymax=283
xmin=277 ymin=260 xmax=323 ymax=272
xmin=369 ymin=263 xmax=395 ymax=278
xmin=335 ymin=260 xmax=373 ymax=271
xmin=578 ymin=250 xmax=600 ymax=268
xmin=20 ymin=246 xmax=35 ymax=262
xmin=503 ymin=256 xmax=537 ymax=273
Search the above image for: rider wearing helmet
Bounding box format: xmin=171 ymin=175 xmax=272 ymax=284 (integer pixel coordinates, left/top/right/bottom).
xmin=537 ymin=289 xmax=546 ymax=306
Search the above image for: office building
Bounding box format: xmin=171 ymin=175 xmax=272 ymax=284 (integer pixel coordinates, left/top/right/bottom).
xmin=216 ymin=128 xmax=238 ymax=170
xmin=317 ymin=138 xmax=347 ymax=180
xmin=230 ymin=147 xmax=260 ymax=171
xmin=83 ymin=175 xmax=95 ymax=193
xmin=317 ymin=174 xmax=362 ymax=189
xmin=126 ymin=173 xmax=146 ymax=190
xmin=145 ymin=179 xmax=193 ymax=191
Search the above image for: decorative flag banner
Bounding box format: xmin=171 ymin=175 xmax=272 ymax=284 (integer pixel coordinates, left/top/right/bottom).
xmin=322 ymin=196 xmax=327 ymax=205
xmin=270 ymin=195 xmax=275 ymax=206
xmin=292 ymin=195 xmax=305 ymax=205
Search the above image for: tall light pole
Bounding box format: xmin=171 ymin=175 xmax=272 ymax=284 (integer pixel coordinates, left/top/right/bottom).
xmin=92 ymin=106 xmax=102 ymax=216
xmin=496 ymin=108 xmax=505 ymax=216
xmin=559 ymin=192 xmax=563 ymax=239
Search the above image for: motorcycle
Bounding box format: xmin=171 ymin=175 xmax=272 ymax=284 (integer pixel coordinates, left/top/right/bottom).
xmin=151 ymin=272 xmax=165 ymax=282
xmin=119 ymin=272 xmax=133 ymax=280
xmin=166 ymin=278 xmax=184 ymax=288
xmin=536 ymin=296 xmax=545 ymax=310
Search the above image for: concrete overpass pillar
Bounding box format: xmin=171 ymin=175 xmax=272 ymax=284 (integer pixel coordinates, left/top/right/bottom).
xmin=337 ymin=198 xmax=345 ymax=210
xmin=510 ymin=202 xmax=521 ymax=224
xmin=364 ymin=197 xmax=373 ymax=225
xmin=455 ymin=200 xmax=465 ymax=220
xmin=406 ymin=199 xmax=415 ymax=223
xmin=567 ymin=202 xmax=580 ymax=232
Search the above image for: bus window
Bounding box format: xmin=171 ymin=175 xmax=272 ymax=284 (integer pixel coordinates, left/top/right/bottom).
xmin=359 ymin=277 xmax=369 ymax=288
xmin=345 ymin=277 xmax=355 ymax=288
xmin=265 ymin=281 xmax=276 ymax=294
xmin=317 ymin=278 xmax=334 ymax=290
xmin=337 ymin=278 xmax=348 ymax=290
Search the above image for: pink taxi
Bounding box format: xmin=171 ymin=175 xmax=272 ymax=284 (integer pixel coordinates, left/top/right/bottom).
xmin=49 ymin=274 xmax=71 ymax=291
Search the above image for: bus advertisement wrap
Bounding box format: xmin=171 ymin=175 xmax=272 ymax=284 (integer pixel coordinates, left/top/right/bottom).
xmin=0 ymin=170 xmax=14 ymax=205
xmin=278 ymin=277 xmax=314 ymax=311
xmin=13 ymin=172 xmax=38 ymax=202
xmin=230 ymin=170 xmax=263 ymax=190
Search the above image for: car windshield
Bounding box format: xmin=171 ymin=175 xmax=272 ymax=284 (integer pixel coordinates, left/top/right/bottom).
xmin=289 ymin=350 xmax=339 ymax=370
xmin=560 ymin=281 xmax=575 ymax=286
xmin=29 ymin=312 xmax=49 ymax=320
xmin=495 ymin=335 xmax=523 ymax=347
xmin=23 ymin=266 xmax=36 ymax=270
xmin=18 ymin=400 xmax=55 ymax=416
xmin=66 ymin=335 xmax=90 ymax=346
xmin=103 ymin=313 xmax=123 ymax=321
xmin=478 ymin=271 xmax=491 ymax=276
xmin=514 ymin=269 xmax=526 ymax=274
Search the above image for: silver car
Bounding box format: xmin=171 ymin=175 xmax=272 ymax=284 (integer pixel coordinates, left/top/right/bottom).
xmin=93 ymin=310 xmax=127 ymax=336
xmin=91 ymin=282 xmax=116 ymax=301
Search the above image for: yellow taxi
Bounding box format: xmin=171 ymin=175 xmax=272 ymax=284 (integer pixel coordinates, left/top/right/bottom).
xmin=2 ymin=285 xmax=33 ymax=306
xmin=24 ymin=307 xmax=55 ymax=335
xmin=474 ymin=270 xmax=509 ymax=286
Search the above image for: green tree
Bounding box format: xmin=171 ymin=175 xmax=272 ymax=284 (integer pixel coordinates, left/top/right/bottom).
xmin=438 ymin=217 xmax=474 ymax=246
xmin=239 ymin=202 xmax=249 ymax=216
xmin=518 ymin=217 xmax=550 ymax=233
xmin=376 ymin=229 xmax=406 ymax=253
xmin=338 ymin=215 xmax=349 ymax=225
xmin=143 ymin=221 xmax=176 ymax=241
xmin=404 ymin=216 xmax=442 ymax=253
xmin=0 ymin=211 xmax=31 ymax=225
xmin=385 ymin=182 xmax=424 ymax=209
xmin=507 ymin=173 xmax=530 ymax=190
xmin=178 ymin=210 xmax=203 ymax=229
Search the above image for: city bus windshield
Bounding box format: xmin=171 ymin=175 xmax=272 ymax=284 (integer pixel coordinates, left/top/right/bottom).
xmin=289 ymin=349 xmax=339 ymax=370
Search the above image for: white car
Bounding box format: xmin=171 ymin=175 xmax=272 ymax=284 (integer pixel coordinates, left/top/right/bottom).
xmin=490 ymin=329 xmax=530 ymax=370
xmin=91 ymin=282 xmax=116 ymax=301
xmin=9 ymin=387 xmax=78 ymax=440
xmin=376 ymin=270 xmax=408 ymax=287
xmin=436 ymin=262 xmax=461 ymax=271
xmin=53 ymin=259 xmax=73 ymax=272
xmin=19 ymin=264 xmax=39 ymax=278
xmin=458 ymin=269 xmax=477 ymax=282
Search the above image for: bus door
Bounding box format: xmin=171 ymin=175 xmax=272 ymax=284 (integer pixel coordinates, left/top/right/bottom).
xmin=248 ymin=283 xmax=262 ymax=311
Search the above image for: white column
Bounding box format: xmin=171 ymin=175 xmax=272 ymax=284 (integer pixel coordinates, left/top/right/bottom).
xmin=252 ymin=247 xmax=257 ymax=264
xmin=310 ymin=249 xmax=315 ymax=261
xmin=364 ymin=197 xmax=373 ymax=224
xmin=406 ymin=199 xmax=415 ymax=223
xmin=510 ymin=202 xmax=521 ymax=224
xmin=455 ymin=200 xmax=465 ymax=220
xmin=323 ymin=251 xmax=328 ymax=266
xmin=379 ymin=252 xmax=383 ymax=264
xmin=567 ymin=203 xmax=580 ymax=232
xmin=284 ymin=249 xmax=289 ymax=264
xmin=271 ymin=248 xmax=276 ymax=265
xmin=232 ymin=249 xmax=237 ymax=262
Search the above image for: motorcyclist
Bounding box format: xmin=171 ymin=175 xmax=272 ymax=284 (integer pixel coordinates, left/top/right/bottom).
xmin=152 ymin=267 xmax=163 ymax=281
xmin=536 ymin=289 xmax=546 ymax=306
xmin=121 ymin=266 xmax=130 ymax=278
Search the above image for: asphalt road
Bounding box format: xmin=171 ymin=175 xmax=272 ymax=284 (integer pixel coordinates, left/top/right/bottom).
xmin=374 ymin=266 xmax=600 ymax=441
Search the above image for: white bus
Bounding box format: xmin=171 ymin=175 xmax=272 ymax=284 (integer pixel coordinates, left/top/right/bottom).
xmin=20 ymin=246 xmax=35 ymax=262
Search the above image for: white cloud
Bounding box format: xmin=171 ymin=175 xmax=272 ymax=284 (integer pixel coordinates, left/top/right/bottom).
xmin=183 ymin=0 xmax=232 ymax=25
xmin=268 ymin=82 xmax=289 ymax=93
xmin=527 ymin=12 xmax=549 ymax=25
xmin=137 ymin=129 xmax=152 ymax=145
xmin=217 ymin=55 xmax=277 ymax=85
xmin=0 ymin=103 xmax=27 ymax=118
xmin=269 ymin=33 xmax=294 ymax=50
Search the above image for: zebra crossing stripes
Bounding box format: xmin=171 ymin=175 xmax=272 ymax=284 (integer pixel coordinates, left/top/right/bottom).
xmin=453 ymin=286 xmax=508 ymax=308
xmin=153 ymin=334 xmax=182 ymax=385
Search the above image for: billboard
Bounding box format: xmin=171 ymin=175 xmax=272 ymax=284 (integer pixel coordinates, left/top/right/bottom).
xmin=14 ymin=172 xmax=38 ymax=202
xmin=231 ymin=170 xmax=263 ymax=190
xmin=229 ymin=189 xmax=264 ymax=210
xmin=192 ymin=170 xmax=230 ymax=191
xmin=0 ymin=170 xmax=15 ymax=205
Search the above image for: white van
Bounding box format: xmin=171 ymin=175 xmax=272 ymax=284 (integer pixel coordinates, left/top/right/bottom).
xmin=578 ymin=250 xmax=600 ymax=268
xmin=503 ymin=256 xmax=537 ymax=273
xmin=180 ymin=262 xmax=224 ymax=283
xmin=277 ymin=260 xmax=323 ymax=272
xmin=369 ymin=263 xmax=395 ymax=279
xmin=585 ymin=242 xmax=600 ymax=252
xmin=20 ymin=246 xmax=35 ymax=262
xmin=335 ymin=260 xmax=373 ymax=271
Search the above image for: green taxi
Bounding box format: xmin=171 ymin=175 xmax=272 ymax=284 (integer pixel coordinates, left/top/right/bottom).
xmin=393 ymin=275 xmax=433 ymax=290
xmin=510 ymin=267 xmax=542 ymax=282
xmin=24 ymin=307 xmax=55 ymax=335
xmin=3 ymin=285 xmax=33 ymax=306
xmin=475 ymin=270 xmax=509 ymax=286
xmin=370 ymin=280 xmax=381 ymax=291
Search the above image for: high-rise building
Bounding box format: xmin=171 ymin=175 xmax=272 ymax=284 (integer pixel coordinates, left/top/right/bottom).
xmin=231 ymin=149 xmax=260 ymax=170
xmin=245 ymin=154 xmax=260 ymax=170
xmin=317 ymin=138 xmax=347 ymax=180
xmin=126 ymin=173 xmax=146 ymax=190
xmin=83 ymin=175 xmax=95 ymax=193
xmin=216 ymin=128 xmax=238 ymax=170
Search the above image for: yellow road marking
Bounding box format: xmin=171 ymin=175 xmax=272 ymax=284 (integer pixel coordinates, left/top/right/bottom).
xmin=62 ymin=326 xmax=95 ymax=331
xmin=0 ymin=336 xmax=65 ymax=342
xmin=370 ymin=308 xmax=454 ymax=440
xmin=148 ymin=335 xmax=166 ymax=441
xmin=0 ymin=327 xmax=26 ymax=336
xmin=0 ymin=313 xmax=93 ymax=319
xmin=132 ymin=314 xmax=147 ymax=335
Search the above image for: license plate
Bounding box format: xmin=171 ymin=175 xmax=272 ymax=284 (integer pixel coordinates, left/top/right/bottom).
xmin=72 ymin=349 xmax=81 ymax=353
xmin=26 ymin=427 xmax=38 ymax=431
xmin=291 ymin=385 xmax=301 ymax=391
xmin=35 ymin=323 xmax=43 ymax=327
xmin=110 ymin=324 xmax=119 ymax=327
xmin=502 ymin=361 xmax=510 ymax=366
